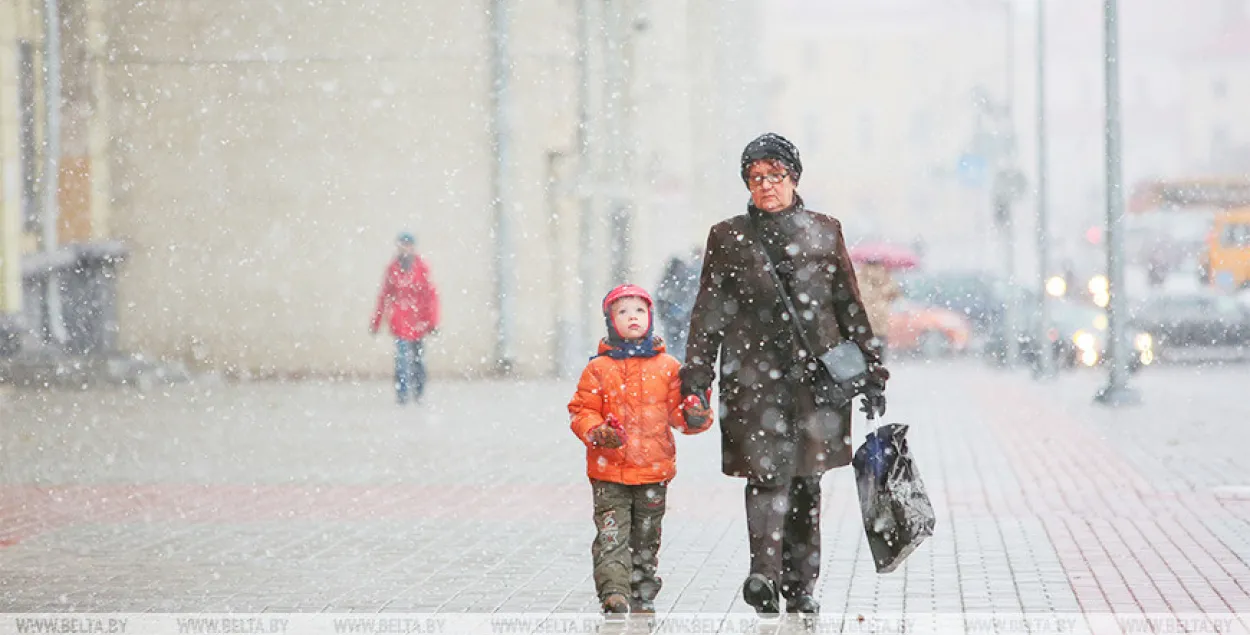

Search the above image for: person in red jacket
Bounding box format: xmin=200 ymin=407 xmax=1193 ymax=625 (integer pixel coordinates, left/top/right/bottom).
xmin=370 ymin=232 xmax=440 ymax=404
xmin=568 ymin=284 xmax=712 ymax=615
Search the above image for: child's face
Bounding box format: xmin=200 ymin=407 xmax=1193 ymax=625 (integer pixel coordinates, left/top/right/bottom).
xmin=610 ymin=296 xmax=651 ymax=340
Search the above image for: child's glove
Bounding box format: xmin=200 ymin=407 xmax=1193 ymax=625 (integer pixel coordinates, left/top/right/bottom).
xmin=589 ymin=415 xmax=625 ymax=449
xmin=681 ymin=390 xmax=713 ymax=431
xmin=605 ymin=414 xmax=626 ymax=439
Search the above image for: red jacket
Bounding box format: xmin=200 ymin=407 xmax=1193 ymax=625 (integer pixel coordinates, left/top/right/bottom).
xmin=371 ymin=256 xmax=440 ymax=341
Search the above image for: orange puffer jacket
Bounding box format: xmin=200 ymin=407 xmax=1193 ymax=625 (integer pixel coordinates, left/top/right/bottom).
xmin=568 ymin=339 xmax=706 ymax=485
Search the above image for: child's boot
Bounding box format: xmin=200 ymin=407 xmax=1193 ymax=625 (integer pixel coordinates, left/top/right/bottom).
xmin=630 ymin=594 xmax=655 ymax=614
xmin=601 ymin=593 xmax=631 ymax=615
xmin=631 ymin=576 xmax=660 ymax=614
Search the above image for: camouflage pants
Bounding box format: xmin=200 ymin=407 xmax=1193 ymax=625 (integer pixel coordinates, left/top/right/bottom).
xmin=590 ymin=479 xmax=668 ymax=604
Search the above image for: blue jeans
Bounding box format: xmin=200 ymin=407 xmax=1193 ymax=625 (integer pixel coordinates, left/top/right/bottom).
xmin=394 ymin=338 xmax=426 ymax=403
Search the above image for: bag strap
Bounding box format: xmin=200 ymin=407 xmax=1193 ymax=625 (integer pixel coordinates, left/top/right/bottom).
xmin=743 ymin=217 xmax=824 ymax=362
xmin=746 ymin=216 xmax=877 ymax=425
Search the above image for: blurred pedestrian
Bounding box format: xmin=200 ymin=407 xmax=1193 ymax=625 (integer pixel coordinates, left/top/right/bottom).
xmin=1146 ymin=247 xmax=1171 ymax=287
xmin=1061 ymin=259 xmax=1077 ymax=295
xmin=857 ymin=260 xmax=901 ymax=360
xmin=681 ymin=133 xmax=889 ymax=617
xmin=654 ymin=247 xmax=703 ymax=361
xmin=370 ymin=232 xmax=440 ymax=405
xmin=568 ymin=284 xmax=712 ymax=615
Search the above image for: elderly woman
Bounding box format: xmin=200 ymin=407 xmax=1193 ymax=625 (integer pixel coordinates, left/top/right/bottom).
xmin=680 ymin=133 xmax=888 ymax=616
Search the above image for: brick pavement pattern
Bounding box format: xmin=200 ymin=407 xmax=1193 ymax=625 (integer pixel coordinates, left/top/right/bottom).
xmin=1 ymin=361 xmax=1248 ymax=627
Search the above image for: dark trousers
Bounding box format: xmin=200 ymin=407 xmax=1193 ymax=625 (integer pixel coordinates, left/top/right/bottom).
xmin=590 ymin=479 xmax=668 ymax=603
xmin=394 ymin=338 xmax=426 ymax=402
xmin=745 ymin=475 xmax=823 ymax=599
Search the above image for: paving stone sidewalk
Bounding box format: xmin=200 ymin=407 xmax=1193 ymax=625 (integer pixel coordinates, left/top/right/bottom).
xmin=0 ymin=360 xmax=1247 ymax=630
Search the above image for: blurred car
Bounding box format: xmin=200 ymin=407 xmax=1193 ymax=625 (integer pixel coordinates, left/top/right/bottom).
xmin=1130 ymin=291 xmax=1250 ymax=358
xmin=1025 ymin=300 xmax=1153 ymax=371
xmin=887 ymin=299 xmax=972 ymax=357
xmin=896 ymin=270 xmax=1004 ymax=335
xmin=984 ymin=296 xmax=1153 ymax=372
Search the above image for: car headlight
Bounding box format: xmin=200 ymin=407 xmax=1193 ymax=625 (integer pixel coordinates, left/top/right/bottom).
xmin=1073 ymin=330 xmax=1097 ymax=351
xmin=1088 ymin=275 xmax=1109 ymax=295
xmin=1134 ymin=333 xmax=1153 ymax=351
xmin=1046 ymin=276 xmax=1067 ymax=297
xmin=1080 ymin=347 xmax=1100 ymax=366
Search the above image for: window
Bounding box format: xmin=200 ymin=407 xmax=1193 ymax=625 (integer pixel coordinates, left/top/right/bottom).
xmin=1214 ymin=296 xmax=1244 ymax=318
xmin=1220 ymin=224 xmax=1250 ymax=248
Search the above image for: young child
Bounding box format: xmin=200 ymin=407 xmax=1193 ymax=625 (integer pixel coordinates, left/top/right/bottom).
xmin=568 ymin=284 xmax=713 ymax=615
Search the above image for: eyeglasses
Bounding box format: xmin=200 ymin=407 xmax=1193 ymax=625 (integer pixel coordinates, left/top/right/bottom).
xmin=747 ymin=171 xmax=789 ymax=188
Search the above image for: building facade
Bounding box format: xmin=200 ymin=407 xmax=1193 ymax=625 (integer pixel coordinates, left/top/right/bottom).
xmin=1 ymin=0 xmax=765 ymax=378
xmin=1 ymin=0 xmax=113 ymax=349
xmin=761 ymin=0 xmax=1250 ymax=274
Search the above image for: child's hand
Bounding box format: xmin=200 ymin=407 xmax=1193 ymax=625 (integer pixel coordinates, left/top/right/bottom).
xmin=681 ymin=391 xmax=713 ymax=431
xmin=589 ymin=422 xmax=624 ymax=449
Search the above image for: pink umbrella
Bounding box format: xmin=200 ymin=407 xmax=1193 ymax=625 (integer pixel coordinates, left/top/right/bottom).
xmin=848 ymin=243 xmax=920 ymax=270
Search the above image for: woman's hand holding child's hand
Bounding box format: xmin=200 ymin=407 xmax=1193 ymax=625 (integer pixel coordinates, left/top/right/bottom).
xmin=681 ymin=390 xmax=713 ymax=431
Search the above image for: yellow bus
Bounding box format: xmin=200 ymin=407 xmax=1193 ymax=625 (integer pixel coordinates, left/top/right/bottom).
xmin=1128 ymin=178 xmax=1250 ymax=289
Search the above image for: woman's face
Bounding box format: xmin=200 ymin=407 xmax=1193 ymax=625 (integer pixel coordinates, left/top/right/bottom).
xmin=746 ymin=159 xmax=796 ymax=212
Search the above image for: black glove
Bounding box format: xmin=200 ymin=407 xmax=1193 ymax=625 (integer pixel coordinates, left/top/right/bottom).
xmin=679 ymin=365 xmax=713 ymax=398
xmin=860 ymin=385 xmax=886 ymax=418
xmin=866 ymin=361 xmax=890 ymax=385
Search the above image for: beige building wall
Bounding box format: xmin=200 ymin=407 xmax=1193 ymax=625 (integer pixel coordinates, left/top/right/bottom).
xmin=102 ymin=0 xmax=758 ymax=378
xmin=104 ymin=1 xmax=564 ymax=377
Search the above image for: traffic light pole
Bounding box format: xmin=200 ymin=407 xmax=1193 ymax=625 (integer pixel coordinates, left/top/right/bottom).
xmin=1094 ymin=0 xmax=1139 ymax=406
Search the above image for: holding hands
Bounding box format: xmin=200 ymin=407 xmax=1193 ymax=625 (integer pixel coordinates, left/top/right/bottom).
xmin=681 ymin=389 xmax=714 ymax=431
